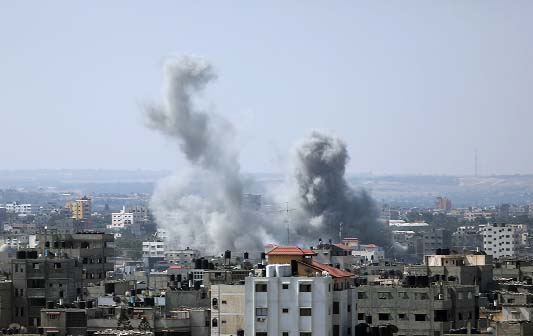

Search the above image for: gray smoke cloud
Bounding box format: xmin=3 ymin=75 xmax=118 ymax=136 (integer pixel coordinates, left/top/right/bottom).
xmin=291 ymin=131 xmax=389 ymax=246
xmin=145 ymin=55 xmax=386 ymax=254
xmin=145 ymin=55 xmax=277 ymax=254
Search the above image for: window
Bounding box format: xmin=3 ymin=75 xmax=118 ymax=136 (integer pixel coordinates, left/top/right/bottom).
xmin=33 ymin=263 xmax=39 ymax=270
xmin=458 ymin=313 xmax=463 ymax=320
xmin=358 ymin=291 xmax=367 ymax=299
xmin=282 ymin=333 xmax=289 ymax=336
xmin=48 ymin=314 xmax=59 ymax=320
xmin=282 ymin=308 xmax=289 ymax=313
xmin=54 ymin=263 xmax=62 ymax=269
xmin=358 ymin=313 xmax=365 ymax=320
xmin=398 ymin=313 xmax=408 ymax=320
xmin=366 ymin=315 xmax=372 ymax=324
xmin=300 ymin=308 xmax=312 ymax=316
xmin=299 ymin=284 xmax=312 ymax=292
xmin=333 ymin=325 xmax=340 ymax=336
xmin=333 ymin=301 xmax=339 ymax=314
xmin=378 ymin=292 xmax=392 ymax=299
xmin=212 ymin=318 xmax=218 ymax=327
xmin=256 ymin=333 xmax=267 ymax=336
xmin=398 ymin=292 xmax=409 ymax=299
xmin=282 ymin=283 xmax=289 ymax=289
xmin=256 ymin=308 xmax=268 ymax=316
xmin=347 ymin=304 xmax=351 ymax=312
xmin=379 ymin=313 xmax=390 ymax=321
xmin=300 ymin=333 xmax=312 ymax=336
xmin=255 ymin=284 xmax=267 ymax=292
xmin=415 ymin=314 xmax=427 ymax=321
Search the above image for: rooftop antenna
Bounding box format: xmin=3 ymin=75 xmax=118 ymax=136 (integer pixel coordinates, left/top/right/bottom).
xmin=339 ymin=222 xmax=343 ymax=243
xmin=281 ymin=202 xmax=296 ymax=245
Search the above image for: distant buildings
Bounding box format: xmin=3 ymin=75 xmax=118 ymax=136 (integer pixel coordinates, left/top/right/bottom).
xmin=109 ymin=206 xmax=133 ymax=229
xmin=452 ymin=226 xmax=483 ymax=251
xmin=435 ymin=196 xmax=452 ymax=213
xmin=5 ymin=202 xmax=33 ymax=216
xmin=65 ymin=196 xmax=92 ymax=220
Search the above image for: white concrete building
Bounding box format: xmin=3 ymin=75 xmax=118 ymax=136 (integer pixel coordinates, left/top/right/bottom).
xmin=4 ymin=202 xmax=33 ymax=216
xmin=352 ymin=244 xmax=385 ymax=264
xmin=245 ymin=245 xmax=356 ymax=336
xmin=211 ymin=284 xmax=245 ymax=336
xmin=482 ymin=223 xmax=522 ymax=259
xmin=165 ymin=247 xmax=199 ymax=268
xmin=108 ymin=206 xmax=134 ymax=229
xmin=142 ymin=241 xmax=165 ymax=257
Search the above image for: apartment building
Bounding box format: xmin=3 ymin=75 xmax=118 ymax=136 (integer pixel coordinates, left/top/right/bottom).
xmin=211 ymin=284 xmax=245 ymax=336
xmin=165 ymin=247 xmax=199 ymax=267
xmin=452 ymin=226 xmax=483 ymax=251
xmin=64 ymin=196 xmax=92 ymax=220
xmin=482 ymin=223 xmax=522 ymax=259
xmin=406 ymin=250 xmax=494 ymax=292
xmin=5 ymin=202 xmax=33 ymax=216
xmin=356 ymin=279 xmax=478 ymax=336
xmin=108 ymin=206 xmax=134 ymax=229
xmin=11 ymin=251 xmax=83 ymax=331
xmin=36 ymin=232 xmax=114 ymax=286
xmin=245 ymin=246 xmax=356 ymax=336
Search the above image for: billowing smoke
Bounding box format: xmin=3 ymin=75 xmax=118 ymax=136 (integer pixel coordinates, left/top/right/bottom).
xmin=291 ymin=131 xmax=388 ymax=246
xmin=145 ymin=56 xmax=277 ymax=254
xmin=146 ymin=55 xmax=387 ymax=254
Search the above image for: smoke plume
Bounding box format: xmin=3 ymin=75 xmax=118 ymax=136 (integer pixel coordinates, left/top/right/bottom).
xmin=291 ymin=131 xmax=388 ymax=246
xmin=146 ymin=56 xmax=276 ymax=254
xmin=146 ymin=55 xmax=386 ymax=254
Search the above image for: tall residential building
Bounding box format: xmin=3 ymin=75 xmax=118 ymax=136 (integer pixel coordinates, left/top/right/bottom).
xmin=211 ymin=284 xmax=246 ymax=336
xmin=36 ymin=232 xmax=114 ymax=287
xmin=482 ymin=223 xmax=522 ymax=259
xmin=11 ymin=251 xmax=83 ymax=332
xmin=143 ymin=240 xmax=165 ymax=270
xmin=245 ymin=246 xmax=356 ymax=336
xmin=65 ymin=196 xmax=92 ymax=220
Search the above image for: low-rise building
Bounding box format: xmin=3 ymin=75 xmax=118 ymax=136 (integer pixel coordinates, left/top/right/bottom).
xmin=356 ymin=280 xmax=478 ymax=335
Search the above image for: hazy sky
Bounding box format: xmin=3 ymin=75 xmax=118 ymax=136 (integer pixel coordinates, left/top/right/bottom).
xmin=1 ymin=1 xmax=532 ymax=175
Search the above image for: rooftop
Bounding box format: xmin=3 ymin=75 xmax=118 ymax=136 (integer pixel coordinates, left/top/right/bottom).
xmin=266 ymin=246 xmax=317 ymax=256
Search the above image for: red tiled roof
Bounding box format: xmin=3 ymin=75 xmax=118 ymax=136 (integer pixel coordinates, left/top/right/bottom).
xmin=343 ymin=237 xmax=359 ymax=241
xmin=169 ymin=265 xmax=182 ymax=269
xmin=266 ymin=246 xmax=317 ymax=256
xmin=297 ymin=260 xmax=353 ymax=278
xmin=361 ymin=244 xmax=378 ymax=248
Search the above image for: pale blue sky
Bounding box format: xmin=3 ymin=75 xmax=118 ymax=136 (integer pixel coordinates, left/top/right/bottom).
xmin=1 ymin=1 xmax=532 ymax=175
